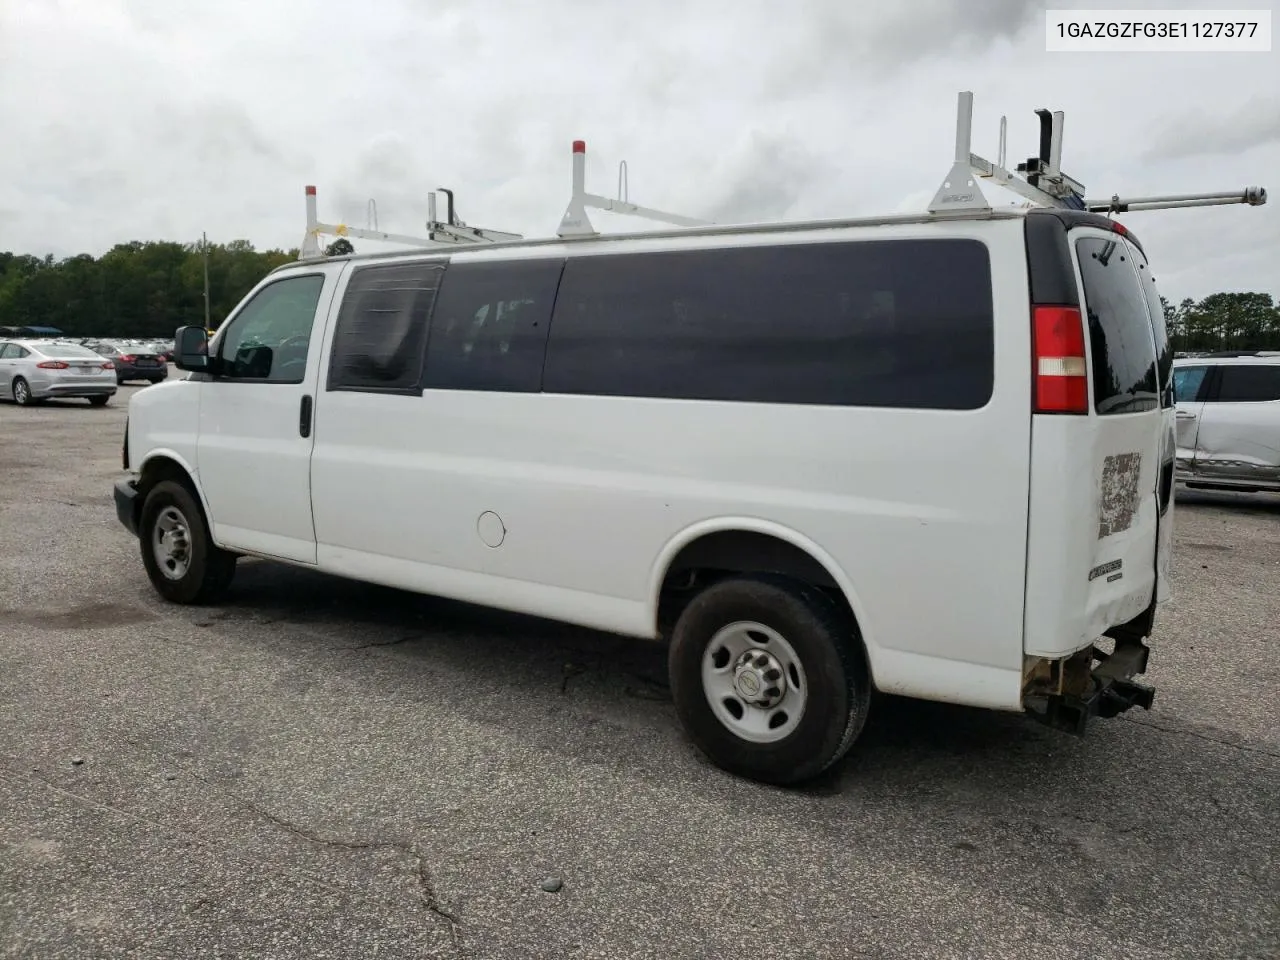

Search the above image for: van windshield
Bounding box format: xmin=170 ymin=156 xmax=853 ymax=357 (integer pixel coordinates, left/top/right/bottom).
xmin=1076 ymin=236 xmax=1159 ymax=415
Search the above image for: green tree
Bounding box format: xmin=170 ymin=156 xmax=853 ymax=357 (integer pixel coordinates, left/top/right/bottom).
xmin=0 ymin=239 xmax=300 ymax=337
xmin=1172 ymin=292 xmax=1279 ymax=353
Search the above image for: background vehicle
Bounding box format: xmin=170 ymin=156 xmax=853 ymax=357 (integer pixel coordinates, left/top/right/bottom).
xmin=1173 ymin=354 xmax=1280 ymax=492
xmin=0 ymin=339 xmax=117 ymax=405
xmin=85 ymin=341 xmax=169 ymax=385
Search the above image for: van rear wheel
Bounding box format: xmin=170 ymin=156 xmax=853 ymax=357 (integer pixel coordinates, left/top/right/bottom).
xmin=668 ymin=576 xmax=871 ymax=785
xmin=138 ymin=480 xmax=236 ymax=604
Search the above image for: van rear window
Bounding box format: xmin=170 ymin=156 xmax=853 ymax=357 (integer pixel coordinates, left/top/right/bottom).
xmin=328 ymin=261 xmax=446 ymax=394
xmin=1075 ymin=237 xmax=1159 ymax=415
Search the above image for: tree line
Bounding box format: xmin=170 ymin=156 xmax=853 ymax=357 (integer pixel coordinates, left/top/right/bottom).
xmin=0 ymin=240 xmax=303 ymax=339
xmin=1 ymin=240 xmax=1277 ymax=351
xmin=1161 ymin=292 xmax=1280 ymax=353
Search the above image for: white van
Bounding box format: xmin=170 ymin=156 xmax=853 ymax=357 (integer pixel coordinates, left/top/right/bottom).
xmin=114 ymin=206 xmax=1175 ymax=784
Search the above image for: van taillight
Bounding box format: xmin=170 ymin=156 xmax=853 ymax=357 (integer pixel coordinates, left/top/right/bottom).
xmin=1032 ymin=305 xmax=1088 ymax=414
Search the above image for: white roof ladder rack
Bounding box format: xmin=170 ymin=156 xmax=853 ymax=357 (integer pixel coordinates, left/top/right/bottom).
xmin=929 ymin=91 xmax=1267 ymax=216
xmin=557 ymin=140 xmax=711 ymax=238
xmin=299 ymin=185 xmax=523 ymax=259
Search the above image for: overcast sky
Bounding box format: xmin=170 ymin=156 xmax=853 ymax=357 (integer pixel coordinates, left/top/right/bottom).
xmin=1 ymin=0 xmax=1276 ymax=302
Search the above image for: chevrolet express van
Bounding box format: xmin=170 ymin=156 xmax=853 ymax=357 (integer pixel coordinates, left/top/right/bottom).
xmin=114 ymin=206 xmax=1175 ymax=784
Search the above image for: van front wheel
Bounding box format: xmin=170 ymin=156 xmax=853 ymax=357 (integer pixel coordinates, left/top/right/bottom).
xmin=668 ymin=577 xmax=871 ymax=785
xmin=139 ymin=480 xmax=236 ymax=604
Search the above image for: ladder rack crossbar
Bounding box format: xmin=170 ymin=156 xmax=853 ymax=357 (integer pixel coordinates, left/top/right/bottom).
xmin=300 ymin=185 xmax=523 ymax=259
xmin=931 ymin=91 xmax=1266 ymax=220
xmin=296 ymin=92 xmax=1267 ymax=261
xmin=1086 ymin=188 xmax=1267 ymax=213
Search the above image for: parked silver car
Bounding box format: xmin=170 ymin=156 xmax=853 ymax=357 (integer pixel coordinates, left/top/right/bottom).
xmin=0 ymin=339 xmax=118 ymax=406
xmin=1173 ymin=354 xmax=1280 ymax=492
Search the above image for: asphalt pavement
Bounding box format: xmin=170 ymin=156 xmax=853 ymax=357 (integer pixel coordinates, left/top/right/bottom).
xmin=1 ymin=384 xmax=1277 ymax=959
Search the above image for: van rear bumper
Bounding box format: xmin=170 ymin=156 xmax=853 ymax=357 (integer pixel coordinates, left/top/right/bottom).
xmin=1023 ymin=641 xmax=1155 ymax=736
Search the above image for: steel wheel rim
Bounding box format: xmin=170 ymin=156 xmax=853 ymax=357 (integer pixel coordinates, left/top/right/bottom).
xmin=701 ymin=620 xmax=807 ymax=743
xmin=152 ymin=505 xmax=192 ymax=580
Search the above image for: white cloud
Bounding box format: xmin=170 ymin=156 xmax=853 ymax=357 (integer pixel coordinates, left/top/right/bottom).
xmin=0 ymin=0 xmax=1276 ymax=302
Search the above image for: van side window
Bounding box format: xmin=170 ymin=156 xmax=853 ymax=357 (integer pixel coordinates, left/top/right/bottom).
xmin=217 ymin=274 xmax=325 ymax=384
xmin=1129 ymin=246 xmax=1174 ymax=408
xmin=1172 ymin=365 xmax=1209 ymax=402
xmin=423 ymin=258 xmax=564 ymax=393
xmin=1212 ymin=365 xmax=1280 ymax=403
xmin=542 ymin=239 xmax=993 ymax=409
xmin=328 ymin=261 xmax=446 ymax=394
xmin=1075 ymin=237 xmax=1159 ymax=415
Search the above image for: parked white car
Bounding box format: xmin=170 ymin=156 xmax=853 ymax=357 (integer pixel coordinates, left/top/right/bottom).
xmin=0 ymin=339 xmax=118 ymax=406
xmin=115 ymin=206 xmax=1175 ymax=784
xmin=1173 ymin=353 xmax=1280 ymax=492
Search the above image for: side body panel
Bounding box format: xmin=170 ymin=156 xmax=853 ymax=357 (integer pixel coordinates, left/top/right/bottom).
xmin=310 ymin=221 xmax=1035 ymax=710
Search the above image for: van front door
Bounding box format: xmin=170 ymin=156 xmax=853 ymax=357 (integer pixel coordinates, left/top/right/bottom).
xmin=196 ymin=268 xmax=342 ymax=563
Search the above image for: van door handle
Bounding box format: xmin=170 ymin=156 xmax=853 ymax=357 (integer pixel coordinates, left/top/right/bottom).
xmin=299 ymin=394 xmax=313 ymax=438
xmin=1175 ymin=411 xmax=1196 ymax=421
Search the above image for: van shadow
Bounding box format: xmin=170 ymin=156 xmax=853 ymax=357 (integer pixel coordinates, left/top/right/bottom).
xmin=212 ymin=559 xmax=1165 ymax=809
xmin=223 ymin=558 xmax=672 ymax=698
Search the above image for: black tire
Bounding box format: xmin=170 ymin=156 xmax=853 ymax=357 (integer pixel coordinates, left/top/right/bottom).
xmin=12 ymin=377 xmax=33 ymax=406
xmin=138 ymin=480 xmax=236 ymax=604
xmin=668 ymin=576 xmax=871 ymax=785
xmin=87 ymin=395 xmax=110 ymax=407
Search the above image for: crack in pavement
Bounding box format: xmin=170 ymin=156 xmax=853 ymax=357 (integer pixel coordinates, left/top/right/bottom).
xmin=169 ymin=765 xmax=462 ymax=939
xmin=3 ymin=762 xmax=350 ymax=902
xmin=350 ymin=634 xmax=423 ymax=651
xmin=237 ymin=797 xmax=462 ymax=940
xmin=4 ymin=757 xmax=464 ymax=951
xmin=560 ymin=662 xmax=586 ymax=695
xmin=1119 ymin=715 xmax=1280 ymax=760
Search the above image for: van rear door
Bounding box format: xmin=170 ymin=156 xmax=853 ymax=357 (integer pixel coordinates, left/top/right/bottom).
xmin=1023 ymin=216 xmax=1168 ymax=663
xmin=1128 ymin=240 xmax=1176 ymax=606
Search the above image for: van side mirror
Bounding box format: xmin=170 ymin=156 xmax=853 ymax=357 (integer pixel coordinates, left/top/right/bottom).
xmin=173 ymin=325 xmax=210 ymax=372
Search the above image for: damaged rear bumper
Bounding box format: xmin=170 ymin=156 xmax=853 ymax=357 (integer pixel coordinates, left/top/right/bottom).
xmin=1023 ymin=641 xmax=1155 ymax=736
